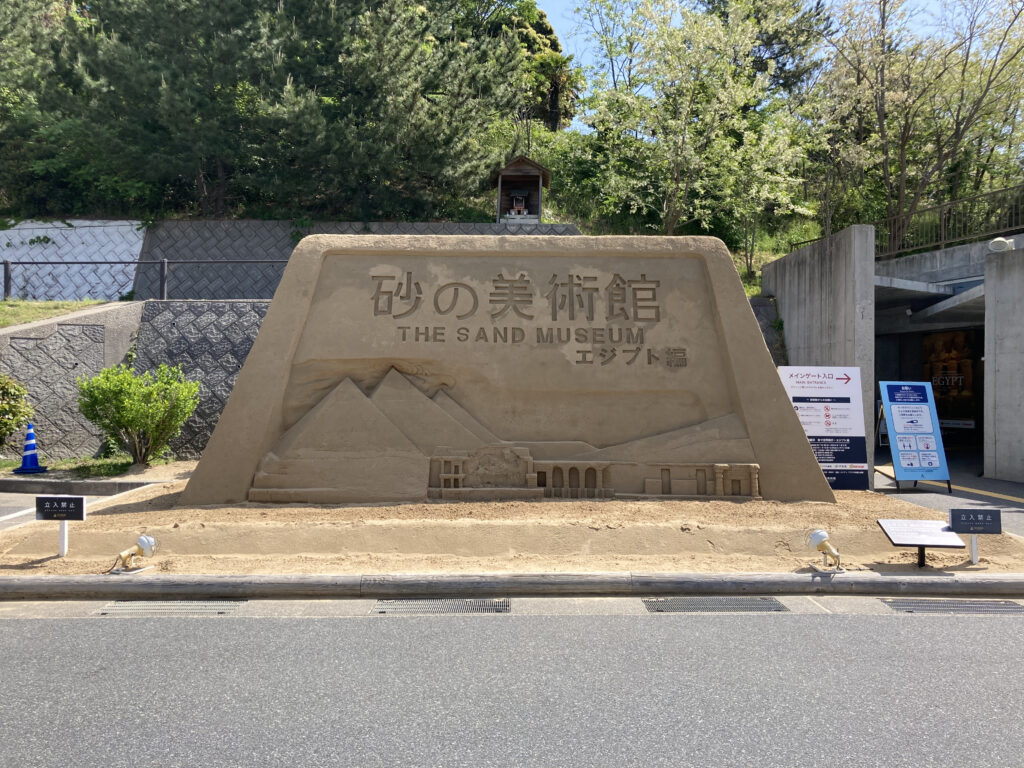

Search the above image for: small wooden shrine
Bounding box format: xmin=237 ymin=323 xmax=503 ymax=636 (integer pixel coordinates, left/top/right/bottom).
xmin=490 ymin=156 xmax=551 ymax=224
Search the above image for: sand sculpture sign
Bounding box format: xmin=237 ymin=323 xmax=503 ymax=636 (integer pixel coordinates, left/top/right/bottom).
xmin=182 ymin=235 xmax=834 ymax=505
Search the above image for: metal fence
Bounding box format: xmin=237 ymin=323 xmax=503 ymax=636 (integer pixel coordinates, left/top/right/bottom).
xmin=1 ymin=259 xmax=289 ymax=301
xmin=874 ymin=183 xmax=1024 ymax=259
xmin=789 ymin=182 xmax=1024 ymax=259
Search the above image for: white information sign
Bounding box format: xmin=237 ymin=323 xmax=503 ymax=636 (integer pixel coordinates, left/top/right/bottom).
xmin=779 ymin=366 xmax=869 ymax=490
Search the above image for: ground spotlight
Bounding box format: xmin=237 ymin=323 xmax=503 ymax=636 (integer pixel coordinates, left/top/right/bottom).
xmin=809 ymin=529 xmax=843 ymax=571
xmin=107 ymin=534 xmax=158 ymax=573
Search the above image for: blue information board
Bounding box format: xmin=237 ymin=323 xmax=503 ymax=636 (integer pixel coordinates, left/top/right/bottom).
xmin=878 ymin=381 xmax=950 ymax=489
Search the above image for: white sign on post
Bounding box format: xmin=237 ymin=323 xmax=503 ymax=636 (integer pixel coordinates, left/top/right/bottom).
xmin=779 ymin=367 xmax=869 ymax=490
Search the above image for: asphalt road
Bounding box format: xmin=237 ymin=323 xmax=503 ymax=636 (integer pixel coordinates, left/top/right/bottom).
xmin=0 ymin=493 xmax=101 ymax=533
xmin=874 ymin=472 xmax=1024 ymax=538
xmin=2 ymin=600 xmax=1023 ymax=767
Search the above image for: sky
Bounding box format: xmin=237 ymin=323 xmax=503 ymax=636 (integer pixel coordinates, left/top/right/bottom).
xmin=537 ymin=0 xmax=949 ymax=74
xmin=537 ymin=1 xmax=589 ymax=64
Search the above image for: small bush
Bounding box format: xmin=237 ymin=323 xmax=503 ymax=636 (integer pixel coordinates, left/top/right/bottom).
xmin=0 ymin=373 xmax=33 ymax=448
xmin=77 ymin=364 xmax=200 ymax=465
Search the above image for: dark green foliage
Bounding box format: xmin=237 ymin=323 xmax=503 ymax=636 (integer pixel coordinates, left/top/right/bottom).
xmin=0 ymin=0 xmax=538 ymax=220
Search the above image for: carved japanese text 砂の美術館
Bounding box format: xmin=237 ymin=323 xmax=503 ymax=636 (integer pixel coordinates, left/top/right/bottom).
xmin=370 ymin=270 xmax=687 ymax=369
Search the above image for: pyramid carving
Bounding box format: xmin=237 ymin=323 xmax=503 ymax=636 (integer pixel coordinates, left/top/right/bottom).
xmin=432 ymin=390 xmax=500 ymax=443
xmin=250 ymin=377 xmax=427 ymax=502
xmin=369 ymin=368 xmax=484 ymax=454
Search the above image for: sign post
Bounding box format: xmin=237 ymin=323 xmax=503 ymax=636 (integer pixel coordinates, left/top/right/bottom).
xmin=949 ymin=508 xmax=1002 ymax=564
xmin=878 ymin=381 xmax=951 ymax=493
xmin=35 ymin=496 xmax=86 ymax=557
xmin=779 ymin=367 xmax=869 ymax=490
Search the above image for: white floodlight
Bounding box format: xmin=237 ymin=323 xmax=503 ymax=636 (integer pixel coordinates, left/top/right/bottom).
xmin=808 ymin=529 xmax=843 ymax=571
xmin=107 ymin=534 xmax=158 ymax=573
xmin=987 ymin=237 xmax=1016 ymax=252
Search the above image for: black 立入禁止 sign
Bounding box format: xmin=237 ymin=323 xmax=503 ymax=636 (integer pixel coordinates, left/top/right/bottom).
xmin=35 ymin=495 xmax=86 ymax=521
xmin=949 ymin=508 xmax=1001 ymax=535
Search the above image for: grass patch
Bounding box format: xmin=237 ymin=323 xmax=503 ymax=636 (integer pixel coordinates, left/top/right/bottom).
xmin=740 ymin=270 xmax=762 ymax=297
xmin=0 ymin=453 xmax=173 ymax=478
xmin=0 ymin=300 xmax=105 ymax=329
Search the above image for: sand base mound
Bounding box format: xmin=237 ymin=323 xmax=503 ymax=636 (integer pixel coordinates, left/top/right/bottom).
xmin=2 ymin=480 xmax=1022 ymax=575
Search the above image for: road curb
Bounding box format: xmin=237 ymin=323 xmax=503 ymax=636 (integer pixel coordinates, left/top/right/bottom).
xmin=0 ymin=478 xmax=150 ymax=496
xmin=2 ymin=571 xmax=1024 ymax=600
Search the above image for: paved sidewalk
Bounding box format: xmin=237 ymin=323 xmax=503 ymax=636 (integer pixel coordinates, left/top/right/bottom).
xmin=874 ymin=450 xmax=1024 ymax=538
xmin=0 ymin=493 xmax=103 ymax=533
xmin=0 ymin=493 xmax=38 ymax=533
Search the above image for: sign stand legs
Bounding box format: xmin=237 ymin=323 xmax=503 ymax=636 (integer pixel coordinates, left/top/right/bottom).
xmin=917 ymin=546 xmax=926 ymax=568
xmin=58 ymin=520 xmax=68 ymax=557
xmin=970 ymin=535 xmax=979 ymax=564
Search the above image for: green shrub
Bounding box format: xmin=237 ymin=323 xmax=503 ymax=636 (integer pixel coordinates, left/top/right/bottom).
xmin=77 ymin=364 xmax=200 ymax=465
xmin=0 ymin=374 xmax=34 ymax=448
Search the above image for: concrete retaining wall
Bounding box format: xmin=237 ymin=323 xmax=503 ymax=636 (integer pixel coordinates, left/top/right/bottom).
xmin=0 ymin=302 xmax=144 ymax=458
xmin=134 ymin=220 xmax=581 ymax=300
xmin=984 ymin=250 xmax=1024 ymax=481
xmin=1 ymin=220 xmax=143 ymax=300
xmin=134 ymin=301 xmax=269 ymax=458
xmin=762 ymin=225 xmax=875 ymax=458
xmin=874 ymin=239 xmax=994 ymax=284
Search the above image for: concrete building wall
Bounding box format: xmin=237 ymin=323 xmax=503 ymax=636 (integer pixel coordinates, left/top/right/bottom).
xmin=874 ymin=240 xmax=990 ymax=283
xmin=1 ymin=220 xmax=143 ymax=300
xmin=762 ymin=224 xmax=876 ymax=461
xmin=984 ymin=250 xmax=1024 ymax=481
xmin=0 ymin=302 xmax=144 ymax=458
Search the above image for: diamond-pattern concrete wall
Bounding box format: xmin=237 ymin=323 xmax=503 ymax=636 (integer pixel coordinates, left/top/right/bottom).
xmin=0 ymin=303 xmax=144 ymax=459
xmin=1 ymin=220 xmax=143 ymax=300
xmin=134 ymin=300 xmax=269 ymax=458
xmin=133 ymin=220 xmax=581 ymax=300
xmin=3 ymin=325 xmax=104 ymax=457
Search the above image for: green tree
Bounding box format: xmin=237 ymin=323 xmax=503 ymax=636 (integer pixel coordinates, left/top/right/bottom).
xmin=1 ymin=0 xmax=537 ymax=220
xmin=700 ymin=0 xmax=832 ymax=98
xmin=0 ymin=373 xmax=33 ymax=448
xmin=77 ymin=364 xmax=199 ymax=465
xmin=249 ymin=0 xmax=525 ymax=219
xmin=577 ymin=0 xmax=794 ymax=236
xmin=715 ymin=109 xmax=810 ymax=274
xmin=0 ymin=0 xmax=86 ymax=214
xmin=810 ymin=0 xmax=1024 ymax=248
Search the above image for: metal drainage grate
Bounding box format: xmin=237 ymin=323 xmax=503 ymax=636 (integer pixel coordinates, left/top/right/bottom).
xmin=642 ymin=597 xmax=789 ymax=613
xmin=372 ymin=598 xmax=511 ymax=615
xmin=96 ymin=600 xmax=247 ymax=617
xmin=882 ymin=598 xmax=1024 ymax=615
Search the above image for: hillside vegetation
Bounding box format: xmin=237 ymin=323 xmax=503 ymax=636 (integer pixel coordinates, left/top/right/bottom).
xmin=1 ymin=0 xmax=1020 ymax=265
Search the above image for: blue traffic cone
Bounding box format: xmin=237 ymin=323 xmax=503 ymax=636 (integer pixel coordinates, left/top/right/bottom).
xmin=13 ymin=422 xmax=47 ymax=474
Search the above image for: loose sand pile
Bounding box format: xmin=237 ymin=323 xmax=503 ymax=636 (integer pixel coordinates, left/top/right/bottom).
xmin=2 ymin=467 xmax=1023 ymax=575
